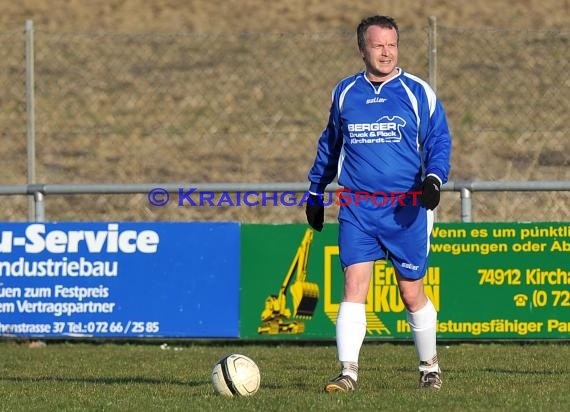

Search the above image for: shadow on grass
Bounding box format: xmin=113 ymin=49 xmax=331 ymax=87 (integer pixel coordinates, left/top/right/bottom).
xmin=0 ymin=375 xmax=201 ymax=386
xmin=380 ymin=365 xmax=570 ymax=377
xmin=389 ymin=366 xmax=569 ymax=376
xmin=479 ymin=368 xmax=569 ymax=376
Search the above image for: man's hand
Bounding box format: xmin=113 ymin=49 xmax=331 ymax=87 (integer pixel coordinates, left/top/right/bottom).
xmin=420 ymin=176 xmax=441 ymax=210
xmin=305 ymin=193 xmax=324 ymax=232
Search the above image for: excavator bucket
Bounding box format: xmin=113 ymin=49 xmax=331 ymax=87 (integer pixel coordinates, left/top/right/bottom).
xmin=290 ymin=280 xmax=319 ymax=318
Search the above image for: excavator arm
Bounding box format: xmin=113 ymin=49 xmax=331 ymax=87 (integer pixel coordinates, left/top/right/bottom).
xmin=258 ymin=228 xmax=320 ymax=334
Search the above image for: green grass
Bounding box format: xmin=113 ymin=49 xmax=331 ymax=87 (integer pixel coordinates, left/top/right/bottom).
xmin=1 ymin=340 xmax=569 ymax=411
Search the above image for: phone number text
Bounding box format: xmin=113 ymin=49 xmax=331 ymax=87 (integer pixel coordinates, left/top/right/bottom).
xmin=53 ymin=320 xmax=160 ymax=334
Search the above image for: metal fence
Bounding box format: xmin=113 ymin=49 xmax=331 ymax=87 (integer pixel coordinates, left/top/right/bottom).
xmin=2 ymin=180 xmax=570 ymax=223
xmin=0 ymin=20 xmax=568 ymax=222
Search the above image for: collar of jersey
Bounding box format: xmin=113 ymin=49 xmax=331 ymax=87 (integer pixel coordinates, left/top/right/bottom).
xmin=362 ymin=68 xmax=402 ymax=93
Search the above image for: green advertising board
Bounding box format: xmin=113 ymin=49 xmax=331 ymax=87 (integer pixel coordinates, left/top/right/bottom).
xmin=241 ymin=222 xmax=570 ymax=340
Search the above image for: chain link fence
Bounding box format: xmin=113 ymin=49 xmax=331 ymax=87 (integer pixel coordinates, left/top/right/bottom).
xmin=0 ymin=23 xmax=568 ymax=222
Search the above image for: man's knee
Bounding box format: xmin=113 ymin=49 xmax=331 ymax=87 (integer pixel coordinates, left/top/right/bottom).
xmin=343 ymin=262 xmax=374 ymax=302
xmin=396 ymin=272 xmax=427 ymax=311
xmin=399 ymin=287 xmax=427 ymax=311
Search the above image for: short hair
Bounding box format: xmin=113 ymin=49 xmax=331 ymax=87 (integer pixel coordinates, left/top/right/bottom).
xmin=357 ymin=15 xmax=399 ymax=51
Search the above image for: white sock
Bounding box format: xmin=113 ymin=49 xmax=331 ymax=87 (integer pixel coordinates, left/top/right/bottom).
xmin=407 ymin=297 xmax=439 ymax=373
xmin=336 ymin=301 xmax=366 ymax=380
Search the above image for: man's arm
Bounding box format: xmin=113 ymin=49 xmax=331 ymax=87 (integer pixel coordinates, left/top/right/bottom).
xmin=423 ymin=99 xmax=452 ymax=185
xmin=306 ymin=88 xmax=344 ymax=230
xmin=420 ymin=98 xmax=452 ymax=210
xmin=308 ymin=97 xmax=344 ymax=194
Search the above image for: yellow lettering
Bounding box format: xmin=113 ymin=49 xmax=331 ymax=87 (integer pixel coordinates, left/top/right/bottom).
xmin=424 ymin=285 xmax=440 ymax=311
xmin=374 ymin=285 xmax=404 ymax=312
xmin=551 ymin=240 xmax=570 ymax=252
xmin=374 ymin=261 xmax=396 ymax=285
xmin=548 ymin=319 xmax=569 ymax=332
xmin=512 ymin=241 xmax=547 ymax=252
xmin=432 ymin=227 xmax=467 ymax=238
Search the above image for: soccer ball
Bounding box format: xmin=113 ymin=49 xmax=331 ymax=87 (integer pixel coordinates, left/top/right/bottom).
xmin=211 ymin=353 xmax=261 ymax=397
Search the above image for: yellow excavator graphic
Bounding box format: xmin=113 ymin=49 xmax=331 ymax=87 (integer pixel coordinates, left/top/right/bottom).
xmin=258 ymin=228 xmax=319 ymax=334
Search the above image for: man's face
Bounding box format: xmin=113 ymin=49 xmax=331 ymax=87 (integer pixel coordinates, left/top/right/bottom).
xmin=360 ymin=25 xmax=399 ymax=82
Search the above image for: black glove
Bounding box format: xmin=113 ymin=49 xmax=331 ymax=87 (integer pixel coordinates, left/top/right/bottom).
xmin=305 ymin=193 xmax=324 ymax=232
xmin=419 ymin=176 xmax=441 ymax=210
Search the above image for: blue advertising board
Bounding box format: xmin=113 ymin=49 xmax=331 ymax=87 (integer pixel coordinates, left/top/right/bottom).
xmin=0 ymin=222 xmax=240 ymax=338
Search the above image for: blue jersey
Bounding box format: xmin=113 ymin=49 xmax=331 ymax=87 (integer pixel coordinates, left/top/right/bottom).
xmin=308 ymin=69 xmax=451 ymax=195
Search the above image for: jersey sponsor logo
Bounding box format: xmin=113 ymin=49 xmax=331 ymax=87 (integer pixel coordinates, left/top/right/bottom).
xmin=348 ymin=115 xmax=406 ymax=143
xmin=365 ymin=97 xmax=387 ymax=104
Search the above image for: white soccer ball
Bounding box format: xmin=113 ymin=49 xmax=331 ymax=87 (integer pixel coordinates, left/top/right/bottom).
xmin=211 ymin=353 xmax=261 ymax=397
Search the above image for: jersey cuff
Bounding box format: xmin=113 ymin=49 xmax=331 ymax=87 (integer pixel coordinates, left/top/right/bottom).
xmin=309 ymin=182 xmax=327 ymax=194
xmin=426 ymin=173 xmax=442 ymax=186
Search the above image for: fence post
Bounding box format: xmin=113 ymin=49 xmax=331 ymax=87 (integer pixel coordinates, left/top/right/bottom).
xmin=428 ymin=16 xmax=438 ymax=93
xmin=34 ymin=191 xmax=45 ymax=222
xmin=460 ymin=187 xmax=472 ymax=222
xmin=25 ymin=20 xmax=37 ymax=222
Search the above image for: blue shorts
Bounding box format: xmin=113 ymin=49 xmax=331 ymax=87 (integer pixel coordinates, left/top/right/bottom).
xmin=337 ymin=193 xmax=434 ymax=280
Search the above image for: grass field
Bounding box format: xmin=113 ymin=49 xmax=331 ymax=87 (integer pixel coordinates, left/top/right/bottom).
xmin=1 ymin=340 xmax=569 ymax=411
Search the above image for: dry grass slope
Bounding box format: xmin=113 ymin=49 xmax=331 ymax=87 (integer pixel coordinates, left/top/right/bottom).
xmin=0 ymin=1 xmax=568 ymax=222
xmin=3 ymin=0 xmax=569 ymax=32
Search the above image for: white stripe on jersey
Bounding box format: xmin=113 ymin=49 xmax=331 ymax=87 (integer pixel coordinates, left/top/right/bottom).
xmin=338 ymin=79 xmax=358 ymax=112
xmin=426 ymin=209 xmax=434 ymax=256
xmin=403 ymin=72 xmax=437 ymax=116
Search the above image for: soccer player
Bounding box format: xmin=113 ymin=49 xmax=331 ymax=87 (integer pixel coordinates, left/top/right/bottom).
xmin=305 ymin=15 xmax=451 ymax=391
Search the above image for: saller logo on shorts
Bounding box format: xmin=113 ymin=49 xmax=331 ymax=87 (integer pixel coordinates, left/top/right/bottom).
xmin=401 ymin=262 xmax=419 ymax=271
xmin=348 ymin=116 xmax=406 ymax=143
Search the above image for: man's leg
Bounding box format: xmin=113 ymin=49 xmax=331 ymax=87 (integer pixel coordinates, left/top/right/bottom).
xmin=397 ymin=271 xmax=442 ymax=389
xmin=325 ymin=261 xmax=372 ymax=393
